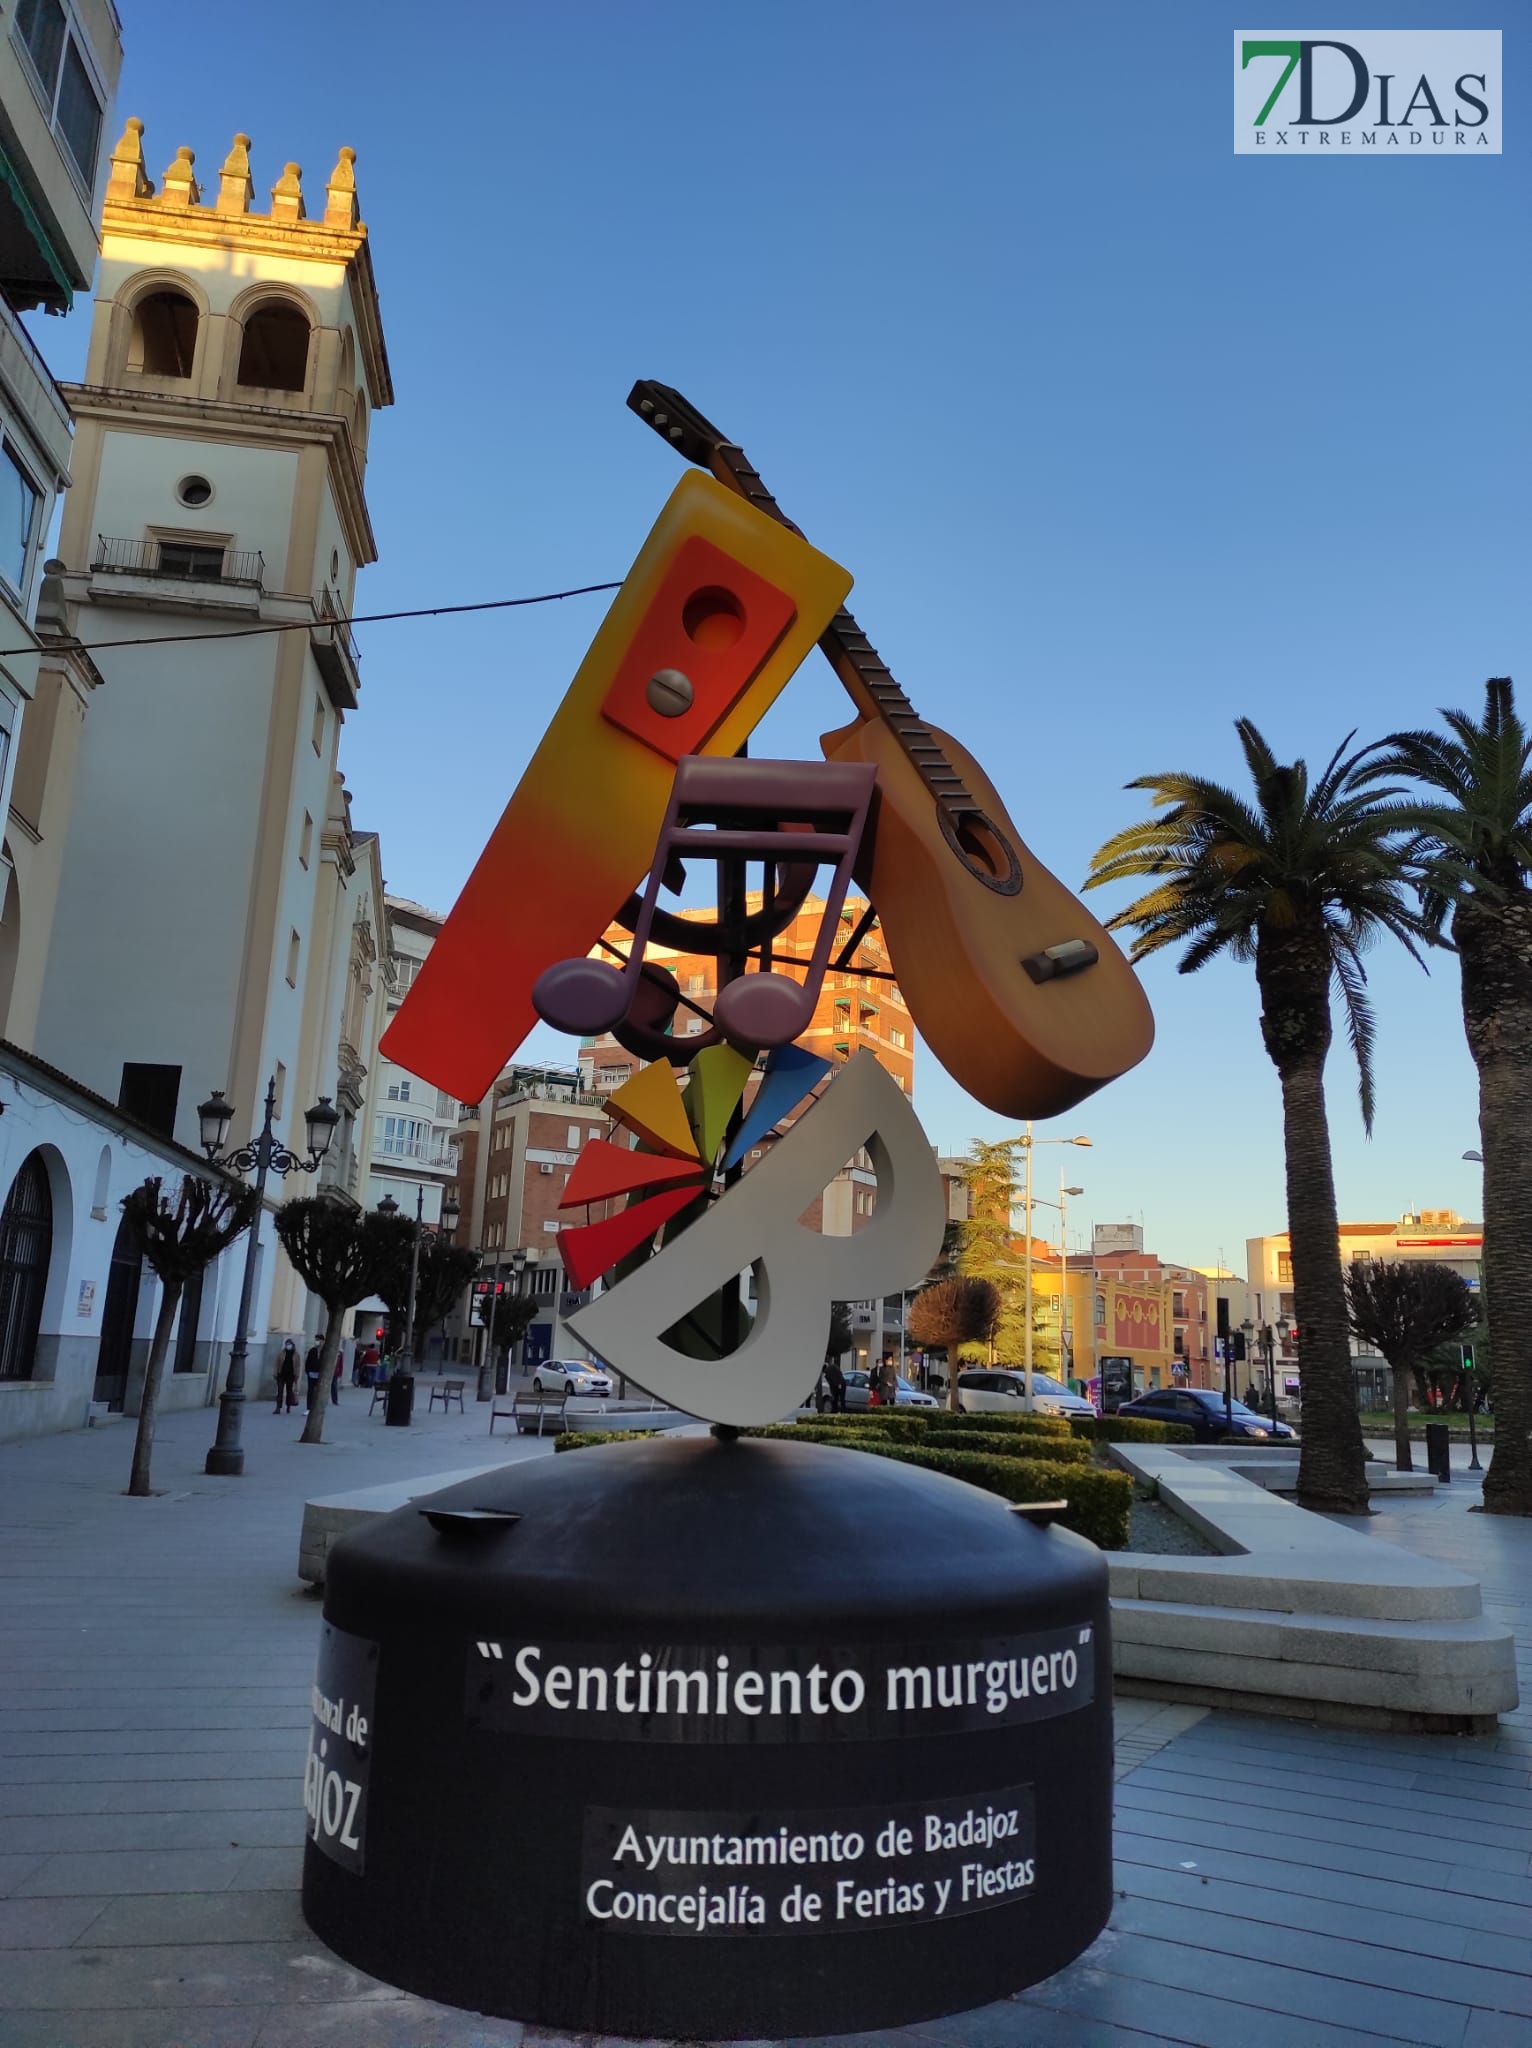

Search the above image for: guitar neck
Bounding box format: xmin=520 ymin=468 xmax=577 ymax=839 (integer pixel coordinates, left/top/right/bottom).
xmin=629 ymin=385 xmax=979 ymax=815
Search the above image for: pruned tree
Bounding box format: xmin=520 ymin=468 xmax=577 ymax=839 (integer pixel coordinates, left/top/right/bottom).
xmin=275 ymin=1198 xmax=391 ymax=1445
xmin=119 ymin=1175 xmax=258 ymax=1497
xmin=365 ymin=1210 xmax=421 ymax=1341
xmin=1345 ymin=1259 xmax=1475 ymax=1473
xmin=908 ymin=1276 xmax=1000 ymax=1410
xmin=479 ymin=1289 xmax=538 ymax=1399
xmin=415 ymin=1239 xmax=481 ymax=1358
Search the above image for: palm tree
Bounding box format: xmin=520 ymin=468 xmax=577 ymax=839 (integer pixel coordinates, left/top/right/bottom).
xmin=1370 ymin=678 xmax=1532 ymax=1516
xmin=1087 ymin=719 xmax=1430 ymax=1513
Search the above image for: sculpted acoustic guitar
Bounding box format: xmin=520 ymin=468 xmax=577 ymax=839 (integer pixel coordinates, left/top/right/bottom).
xmin=627 ymin=381 xmax=1154 ymax=1118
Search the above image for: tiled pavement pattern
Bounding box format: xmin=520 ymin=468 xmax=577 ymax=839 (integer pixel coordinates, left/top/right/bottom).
xmin=0 ymin=1403 xmax=1527 ymax=2047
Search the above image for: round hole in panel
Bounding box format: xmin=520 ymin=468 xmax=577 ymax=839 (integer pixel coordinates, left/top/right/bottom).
xmin=681 ymin=585 xmax=745 ymax=651
xmin=176 ymin=474 xmax=213 ymax=508
xmin=330 ymin=549 xmax=340 ymax=580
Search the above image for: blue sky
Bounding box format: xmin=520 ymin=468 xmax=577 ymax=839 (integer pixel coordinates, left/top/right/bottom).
xmin=50 ymin=2 xmax=1527 ymax=1269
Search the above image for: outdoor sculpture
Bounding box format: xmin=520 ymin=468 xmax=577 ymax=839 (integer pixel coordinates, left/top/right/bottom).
xmin=310 ymin=386 xmax=1138 ymax=2036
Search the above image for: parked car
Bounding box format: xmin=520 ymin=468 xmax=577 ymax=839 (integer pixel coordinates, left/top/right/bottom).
xmin=957 ymin=1369 xmax=1097 ymax=1421
xmin=823 ymin=1370 xmax=937 ymax=1412
xmin=1114 ymin=1387 xmax=1294 ymax=1442
xmin=532 ymin=1359 xmax=612 ymax=1398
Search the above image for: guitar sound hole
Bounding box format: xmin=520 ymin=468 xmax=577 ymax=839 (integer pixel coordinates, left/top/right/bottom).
xmin=683 ymin=586 xmax=746 ymax=651
xmin=955 ymin=815 xmax=1010 ymax=882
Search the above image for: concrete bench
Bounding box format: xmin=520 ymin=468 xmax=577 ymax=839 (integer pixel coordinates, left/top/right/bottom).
xmin=1106 ymin=1444 xmax=1517 ymax=1733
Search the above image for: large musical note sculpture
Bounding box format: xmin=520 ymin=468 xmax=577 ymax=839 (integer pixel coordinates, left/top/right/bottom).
xmin=530 ymin=754 xmax=876 ymax=1061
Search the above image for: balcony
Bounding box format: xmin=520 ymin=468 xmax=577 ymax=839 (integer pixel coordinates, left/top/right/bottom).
xmin=91 ymin=536 xmax=265 ymax=614
xmin=310 ymin=591 xmax=360 ymax=710
xmin=0 ymin=296 xmax=71 ymax=484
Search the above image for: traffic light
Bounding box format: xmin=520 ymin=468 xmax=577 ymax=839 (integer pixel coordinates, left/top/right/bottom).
xmin=1461 ymin=1339 xmax=1476 ymax=1372
xmin=1232 ymin=1332 xmax=1247 ymax=1363
xmin=379 ymin=471 xmax=853 ymax=1101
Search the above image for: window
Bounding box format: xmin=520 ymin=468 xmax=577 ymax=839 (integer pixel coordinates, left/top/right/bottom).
xmin=888 ymin=1028 xmax=906 ymax=1049
xmin=392 ymin=956 xmax=420 ymax=995
xmin=285 ymin=930 xmax=301 ymax=987
xmin=386 ymin=1081 xmax=411 ymax=1102
xmin=377 ymin=1115 xmax=429 ymax=1159
xmin=130 ymin=293 xmax=198 ymax=379
xmin=274 ymin=1063 xmax=287 ymax=1116
xmin=0 ymin=445 xmax=41 ymax=597
xmin=566 ymin=1125 xmax=581 ymax=1149
xmin=298 ymin=811 xmax=313 ymax=868
xmin=14 ymin=0 xmax=104 ymax=190
xmin=117 ymin=1062 xmax=181 ymax=1138
xmin=157 ymin=540 xmax=225 ymax=581
xmin=311 ymin=694 xmax=325 ymax=755
xmin=237 ymin=302 xmax=310 ymax=392
xmin=1173 ymin=1292 xmax=1185 ymax=1318
xmin=0 ymin=1150 xmax=52 ymax=1381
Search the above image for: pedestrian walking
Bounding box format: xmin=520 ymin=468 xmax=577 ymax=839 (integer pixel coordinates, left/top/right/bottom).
xmin=304 ymin=1341 xmax=323 ymax=1413
xmin=274 ymin=1339 xmax=298 ymax=1414
xmin=878 ymin=1352 xmax=899 ymax=1406
xmin=825 ymin=1354 xmax=846 ymax=1413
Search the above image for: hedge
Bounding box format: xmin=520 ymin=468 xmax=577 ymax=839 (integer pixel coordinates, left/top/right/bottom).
xmin=750 ymin=1426 xmax=1129 ymax=1548
xmin=1071 ymin=1415 xmax=1195 ymax=1446
xmin=801 ymin=1408 xmax=1073 ymax=1442
xmin=768 ymin=1420 xmax=1090 ymax=1466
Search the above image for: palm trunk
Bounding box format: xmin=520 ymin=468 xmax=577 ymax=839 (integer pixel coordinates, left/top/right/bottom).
xmin=1456 ymin=897 xmax=1532 ymax=1515
xmin=1277 ymin=1055 xmax=1370 ymax=1512
xmin=1390 ymin=1352 xmax=1413 ymax=1473
xmin=127 ymin=1280 xmax=183 ymax=1497
xmin=299 ymin=1303 xmax=346 ymax=1445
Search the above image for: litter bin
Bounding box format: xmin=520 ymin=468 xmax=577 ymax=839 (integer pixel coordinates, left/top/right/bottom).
xmin=384 ymin=1373 xmax=414 ymax=1428
xmin=1424 ymin=1421 xmax=1451 ymax=1483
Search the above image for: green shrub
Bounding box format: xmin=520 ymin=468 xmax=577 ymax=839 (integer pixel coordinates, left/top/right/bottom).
xmin=1071 ymin=1415 xmax=1195 ymax=1446
xmin=917 ymin=1409 xmax=1074 ymax=1442
xmin=554 ymin=1429 xmax=658 ymax=1452
xmin=757 ymin=1426 xmax=1129 ymax=1547
xmin=800 ymin=1407 xmax=1073 ymax=1442
xmin=918 ymin=1428 xmax=1091 ymax=1466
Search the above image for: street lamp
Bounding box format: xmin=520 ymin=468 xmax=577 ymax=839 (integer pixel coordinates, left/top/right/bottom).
xmin=197 ymin=1078 xmax=340 ymax=1477
xmin=382 ymin=1186 xmax=460 ymax=1377
xmin=1058 ymin=1184 xmax=1084 ymax=1382
xmin=1007 ymin=1126 xmax=1091 ymax=1404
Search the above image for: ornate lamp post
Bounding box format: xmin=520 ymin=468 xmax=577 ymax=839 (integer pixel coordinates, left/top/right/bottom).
xmin=197 ymin=1079 xmax=340 ymax=1477
xmin=378 ymin=1186 xmax=460 ymax=1374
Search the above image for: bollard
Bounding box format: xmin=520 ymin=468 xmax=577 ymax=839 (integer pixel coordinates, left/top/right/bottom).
xmin=383 ymin=1373 xmax=414 ymax=1428
xmin=1424 ymin=1420 xmax=1451 ymax=1483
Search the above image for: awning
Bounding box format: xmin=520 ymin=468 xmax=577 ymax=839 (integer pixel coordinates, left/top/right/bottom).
xmin=0 ymin=142 xmax=74 ymax=311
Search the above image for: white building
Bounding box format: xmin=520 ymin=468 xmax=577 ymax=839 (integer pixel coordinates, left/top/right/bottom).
xmin=366 ymin=896 xmax=460 ymax=1225
xmin=0 ymin=112 xmax=399 ymax=1439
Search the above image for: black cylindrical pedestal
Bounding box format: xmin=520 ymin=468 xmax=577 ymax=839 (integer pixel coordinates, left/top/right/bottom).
xmin=382 ymin=1374 xmax=413 ymax=1427
xmin=303 ymin=1433 xmax=1112 ymax=2038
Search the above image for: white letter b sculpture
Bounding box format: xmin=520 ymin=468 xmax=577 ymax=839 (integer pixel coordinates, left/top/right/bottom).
xmin=567 ymin=1052 xmax=945 ymax=1427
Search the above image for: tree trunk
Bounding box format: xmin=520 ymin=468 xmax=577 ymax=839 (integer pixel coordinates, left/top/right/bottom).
xmin=1277 ymin=1054 xmax=1370 ymax=1512
xmin=126 ymin=1280 xmax=183 ymax=1498
xmin=1456 ymin=894 xmax=1532 ymax=1514
xmin=299 ymin=1303 xmax=346 ymax=1446
xmin=1389 ymin=1352 xmax=1413 ymax=1473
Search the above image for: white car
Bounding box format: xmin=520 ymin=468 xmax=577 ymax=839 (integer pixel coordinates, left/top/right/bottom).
xmin=957 ymin=1369 xmax=1095 ymax=1421
xmin=532 ymin=1359 xmax=612 ymax=1397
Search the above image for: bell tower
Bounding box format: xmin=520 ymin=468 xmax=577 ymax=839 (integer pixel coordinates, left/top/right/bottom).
xmin=30 ymin=119 xmax=393 ymax=1163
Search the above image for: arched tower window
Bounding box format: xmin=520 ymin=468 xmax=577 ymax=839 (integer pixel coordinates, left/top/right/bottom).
xmin=0 ymin=1150 xmax=53 ymax=1381
xmin=237 ymin=301 xmax=311 ymax=393
xmin=127 ymin=289 xmax=198 ymax=378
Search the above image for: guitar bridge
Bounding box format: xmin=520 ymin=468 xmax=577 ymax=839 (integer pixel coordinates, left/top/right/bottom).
xmin=1022 ymin=940 xmax=1099 ymax=985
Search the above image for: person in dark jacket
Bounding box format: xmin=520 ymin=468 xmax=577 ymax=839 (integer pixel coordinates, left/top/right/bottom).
xmin=824 ymin=1355 xmax=846 ymax=1413
xmin=304 ymin=1342 xmax=323 ymax=1412
xmin=273 ymin=1339 xmax=298 ymax=1414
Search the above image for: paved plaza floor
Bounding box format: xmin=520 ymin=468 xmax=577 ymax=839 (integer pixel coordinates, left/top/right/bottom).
xmin=0 ymin=1397 xmax=1527 ymax=2047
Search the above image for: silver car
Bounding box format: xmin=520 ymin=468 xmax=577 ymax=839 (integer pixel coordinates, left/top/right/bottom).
xmin=532 ymin=1359 xmax=612 ymax=1397
xmin=957 ymin=1369 xmax=1095 ymax=1420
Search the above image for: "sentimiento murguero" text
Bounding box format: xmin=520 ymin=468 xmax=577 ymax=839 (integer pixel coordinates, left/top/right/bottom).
xmin=466 ymin=1625 xmax=1094 ymax=1743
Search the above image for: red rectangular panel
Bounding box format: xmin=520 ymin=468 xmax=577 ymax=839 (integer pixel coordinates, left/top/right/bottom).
xmin=600 ymin=537 xmax=798 ymax=763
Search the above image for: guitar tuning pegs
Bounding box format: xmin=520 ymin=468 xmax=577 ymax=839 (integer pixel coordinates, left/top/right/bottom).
xmin=669 ymin=426 xmax=684 ymax=443
xmin=638 ymin=398 xmax=655 ymax=415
